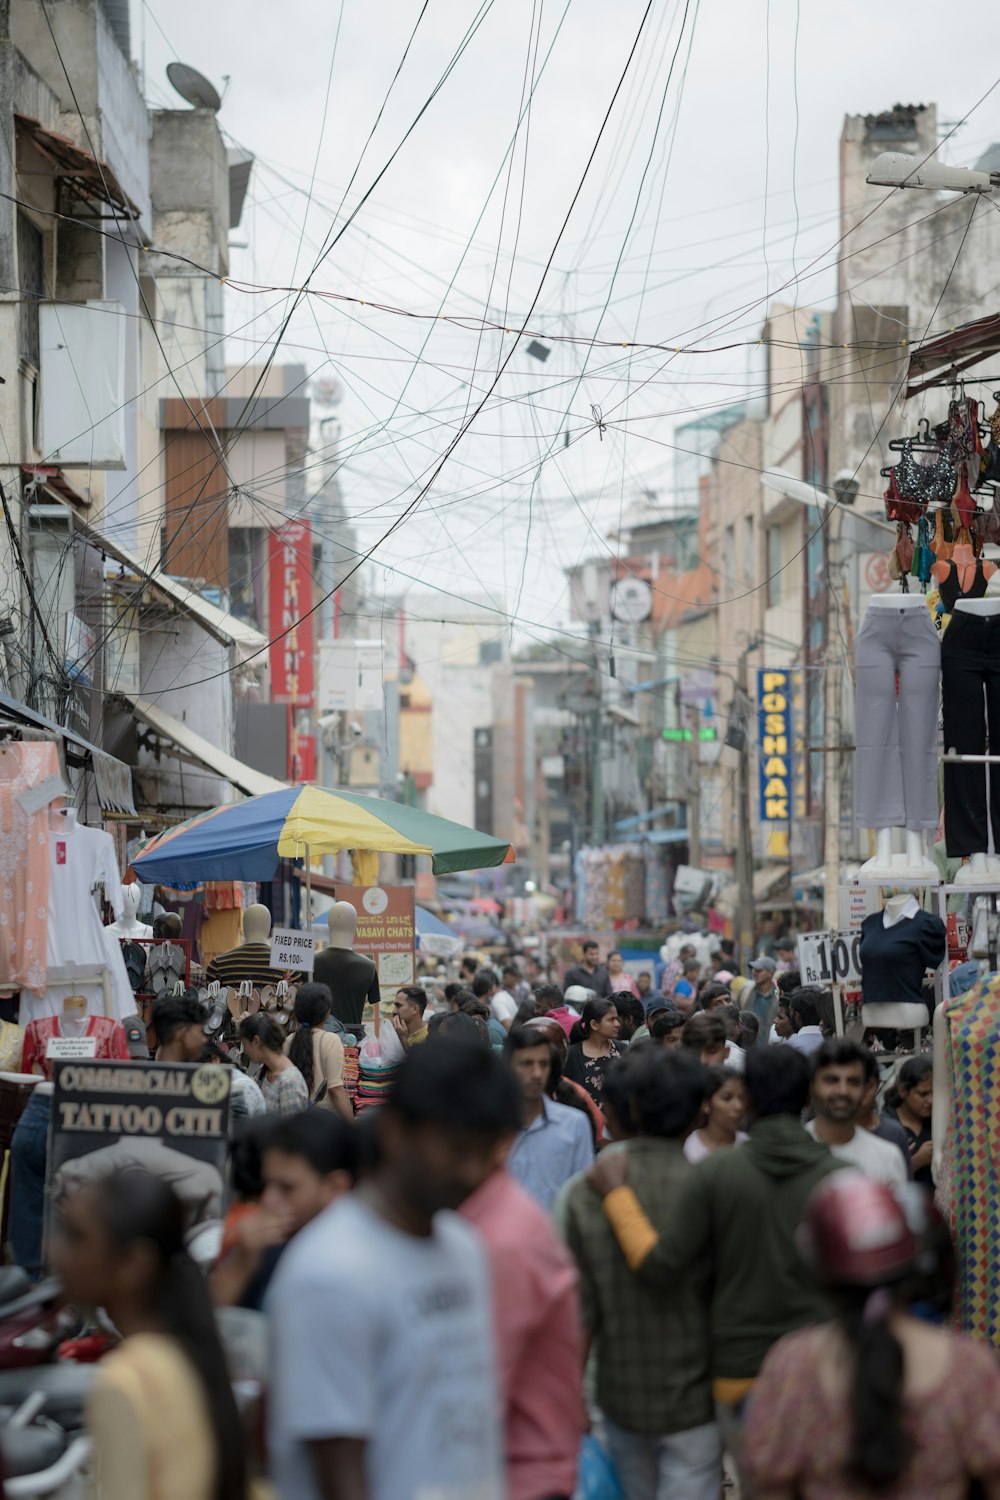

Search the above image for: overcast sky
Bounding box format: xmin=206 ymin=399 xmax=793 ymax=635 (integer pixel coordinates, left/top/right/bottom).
xmin=138 ymin=0 xmax=1000 ymax=649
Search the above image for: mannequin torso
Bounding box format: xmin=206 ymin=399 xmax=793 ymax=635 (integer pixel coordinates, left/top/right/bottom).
xmin=953 ymin=596 xmax=1000 ymax=617
xmin=313 ymin=901 xmax=380 ymax=1028
xmin=105 ymin=884 xmax=153 ymax=939
xmin=868 ymin=592 xmax=926 ymax=611
xmin=932 ymin=544 xmax=997 ymax=604
xmin=205 ymin=904 xmax=296 ymax=988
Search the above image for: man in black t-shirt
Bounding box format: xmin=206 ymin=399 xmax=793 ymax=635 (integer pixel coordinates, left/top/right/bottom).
xmin=563 ymin=939 xmax=611 ymax=998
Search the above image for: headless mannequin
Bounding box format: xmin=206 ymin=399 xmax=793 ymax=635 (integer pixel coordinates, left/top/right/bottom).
xmin=313 ymin=901 xmax=380 ymax=1030
xmin=858 ymin=593 xmax=939 ymax=880
xmin=49 ymin=805 xmax=77 ymax=833
xmin=860 ymin=894 xmax=930 ymax=1033
xmin=242 ymin=904 xmax=272 ymax=946
xmin=105 ymin=884 xmax=153 ymax=939
xmin=948 ymin=596 xmax=1000 ymax=884
xmin=60 ymin=992 xmax=88 ymax=1037
xmin=931 ymin=542 xmax=997 ymax=599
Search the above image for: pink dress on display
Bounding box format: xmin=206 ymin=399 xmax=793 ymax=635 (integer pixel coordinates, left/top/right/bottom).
xmin=0 ymin=742 xmax=61 ymax=994
xmin=22 ymin=1015 xmax=130 ymax=1082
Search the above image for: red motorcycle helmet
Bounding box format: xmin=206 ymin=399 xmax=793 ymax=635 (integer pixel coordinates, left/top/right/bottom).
xmin=799 ymin=1171 xmax=917 ymax=1286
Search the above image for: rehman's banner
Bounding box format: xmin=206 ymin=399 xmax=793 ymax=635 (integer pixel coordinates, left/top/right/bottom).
xmin=46 ymin=1061 xmax=231 ymax=1234
xmin=757 ymin=668 xmax=792 ymax=823
xmin=269 ymin=520 xmax=314 ymax=706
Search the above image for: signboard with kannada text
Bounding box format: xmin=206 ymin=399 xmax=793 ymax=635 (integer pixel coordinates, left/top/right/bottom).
xmin=47 ymin=1060 xmax=232 ymax=1237
xmin=333 ymin=885 xmax=415 ymax=994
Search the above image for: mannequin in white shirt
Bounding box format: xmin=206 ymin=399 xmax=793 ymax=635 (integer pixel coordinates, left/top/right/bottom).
xmin=858 ymin=593 xmax=938 ymax=881
xmin=947 ymin=596 xmax=1000 ymax=884
xmin=861 ymin=894 xmax=929 ymax=1034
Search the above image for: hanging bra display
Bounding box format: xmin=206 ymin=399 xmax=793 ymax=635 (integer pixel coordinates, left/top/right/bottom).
xmin=881 ymin=391 xmax=1000 ymax=593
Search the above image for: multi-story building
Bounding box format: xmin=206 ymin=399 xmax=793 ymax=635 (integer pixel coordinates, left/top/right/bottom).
xmin=0 ymin=0 xmax=318 ymax=839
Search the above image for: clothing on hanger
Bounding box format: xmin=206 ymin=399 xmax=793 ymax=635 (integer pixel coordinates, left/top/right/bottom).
xmin=20 ymin=816 xmax=135 ymax=1025
xmin=0 ymin=742 xmax=61 ymax=995
xmin=939 ymin=558 xmax=990 ymax=612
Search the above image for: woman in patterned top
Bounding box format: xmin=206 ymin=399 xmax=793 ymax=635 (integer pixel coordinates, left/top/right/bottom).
xmin=743 ymin=1172 xmax=1000 ymax=1500
xmin=239 ymin=1014 xmax=308 ymax=1116
xmin=563 ymin=997 xmax=622 ymax=1108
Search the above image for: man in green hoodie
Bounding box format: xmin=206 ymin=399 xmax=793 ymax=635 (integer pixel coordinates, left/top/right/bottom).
xmin=587 ymin=1045 xmax=842 ymax=1498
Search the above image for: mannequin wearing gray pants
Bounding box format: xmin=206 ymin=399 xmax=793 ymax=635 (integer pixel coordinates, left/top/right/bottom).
xmin=855 ymin=602 xmax=940 ymax=831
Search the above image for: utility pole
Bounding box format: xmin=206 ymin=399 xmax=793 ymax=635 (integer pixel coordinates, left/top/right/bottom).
xmin=822 ymin=510 xmax=844 ymax=931
xmin=589 ymin=629 xmax=605 ymax=846
xmin=686 ymin=703 xmax=701 ymax=868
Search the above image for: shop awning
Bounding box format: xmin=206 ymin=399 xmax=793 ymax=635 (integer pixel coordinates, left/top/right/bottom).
xmin=121 ymin=694 xmax=286 ymax=799
xmin=16 ymin=114 xmax=139 ymax=219
xmin=0 ymin=690 xmax=135 ymax=815
xmin=74 ymin=516 xmax=268 ymax=665
xmin=905 ymin=311 xmax=1000 ymax=398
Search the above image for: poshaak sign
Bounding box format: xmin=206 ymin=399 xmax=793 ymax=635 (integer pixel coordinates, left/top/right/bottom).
xmin=334 ymin=884 xmax=415 ymax=989
xmin=46 ymin=1061 xmax=231 ymax=1235
xmin=269 ymin=521 xmax=314 ymax=706
xmin=757 ymin=668 xmax=792 ymax=823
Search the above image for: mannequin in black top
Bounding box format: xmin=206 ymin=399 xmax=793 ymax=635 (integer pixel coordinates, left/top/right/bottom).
xmin=312 ymin=901 xmax=380 ymax=1029
xmin=859 ymin=897 xmax=946 ymax=1011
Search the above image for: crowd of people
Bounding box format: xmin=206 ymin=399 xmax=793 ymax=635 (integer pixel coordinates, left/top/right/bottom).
xmin=36 ymin=942 xmax=1000 ymax=1500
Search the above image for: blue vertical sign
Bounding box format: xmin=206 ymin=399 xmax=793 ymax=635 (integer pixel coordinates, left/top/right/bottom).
xmin=757 ymin=669 xmax=792 ymax=822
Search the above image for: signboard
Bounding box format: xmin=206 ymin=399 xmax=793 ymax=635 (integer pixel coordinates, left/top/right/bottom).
xmin=289 ymin=728 xmax=316 ymax=784
xmin=757 ymin=668 xmax=792 ymax=823
xmin=269 ymin=521 xmax=314 ymax=706
xmin=839 ymin=884 xmax=879 ymax=930
xmin=474 ymin=727 xmax=494 ymax=836
xmin=318 ymin=640 xmax=384 ymax=712
xmin=271 ymin=927 xmax=316 ymax=973
xmin=797 ymin=929 xmax=863 ymax=988
xmin=46 ymin=1037 xmax=97 ymax=1061
xmin=333 ymin=885 xmax=415 ymax=990
xmin=47 ymin=1061 xmax=231 ymax=1235
xmin=104 ymin=593 xmax=141 ymax=695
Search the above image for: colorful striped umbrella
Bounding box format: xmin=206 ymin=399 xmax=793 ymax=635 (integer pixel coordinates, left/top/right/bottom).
xmin=131 ymin=785 xmax=515 ymax=885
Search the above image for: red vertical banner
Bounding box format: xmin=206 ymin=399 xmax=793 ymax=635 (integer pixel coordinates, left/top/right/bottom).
xmin=269 ymin=521 xmax=314 ymax=706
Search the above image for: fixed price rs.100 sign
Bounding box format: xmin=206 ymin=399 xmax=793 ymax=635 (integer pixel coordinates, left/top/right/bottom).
xmin=796 ymin=930 xmax=863 ymax=988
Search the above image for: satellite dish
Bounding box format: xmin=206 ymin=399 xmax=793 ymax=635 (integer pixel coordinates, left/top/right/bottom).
xmin=166 ymin=61 xmax=222 ymax=112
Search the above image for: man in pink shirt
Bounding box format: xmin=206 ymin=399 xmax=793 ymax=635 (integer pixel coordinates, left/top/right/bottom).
xmin=461 ymin=1165 xmax=583 ymax=1500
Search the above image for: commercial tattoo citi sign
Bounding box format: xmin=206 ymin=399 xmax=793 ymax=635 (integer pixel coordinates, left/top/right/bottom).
xmin=269 ymin=521 xmax=314 ymax=706
xmin=757 ymin=668 xmax=792 ymax=823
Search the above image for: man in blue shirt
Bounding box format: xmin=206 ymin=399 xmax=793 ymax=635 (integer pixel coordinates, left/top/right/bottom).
xmin=505 ymin=1027 xmax=594 ymax=1211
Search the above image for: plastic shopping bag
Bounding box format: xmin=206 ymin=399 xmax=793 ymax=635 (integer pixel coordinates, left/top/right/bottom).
xmin=573 ymin=1436 xmax=624 ymax=1500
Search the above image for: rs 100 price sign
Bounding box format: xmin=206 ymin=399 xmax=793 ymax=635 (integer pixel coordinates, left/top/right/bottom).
xmin=796 ymin=930 xmax=862 ymax=987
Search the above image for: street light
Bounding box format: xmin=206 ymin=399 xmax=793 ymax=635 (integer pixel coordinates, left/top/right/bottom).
xmin=866 ymin=152 xmax=1000 ymax=194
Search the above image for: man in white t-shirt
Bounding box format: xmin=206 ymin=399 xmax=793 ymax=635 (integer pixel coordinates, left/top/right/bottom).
xmin=475 ymin=969 xmax=517 ymax=1032
xmin=267 ymin=1039 xmax=520 ymax=1500
xmin=806 ymin=1038 xmax=907 ymax=1194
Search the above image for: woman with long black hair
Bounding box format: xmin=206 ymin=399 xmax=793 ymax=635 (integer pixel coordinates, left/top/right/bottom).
xmin=239 ymin=1014 xmax=308 ymax=1116
xmin=563 ymin=996 xmax=622 ymax=1108
xmin=51 ymin=1169 xmax=252 ymax=1500
xmin=884 ymin=1056 xmax=934 ymax=1186
xmin=284 ymin=983 xmax=353 ymax=1118
xmin=743 ymin=1172 xmax=1000 ymax=1498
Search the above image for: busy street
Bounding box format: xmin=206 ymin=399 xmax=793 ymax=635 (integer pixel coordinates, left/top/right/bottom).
xmin=1 ymin=1 xmax=1000 ymax=1497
